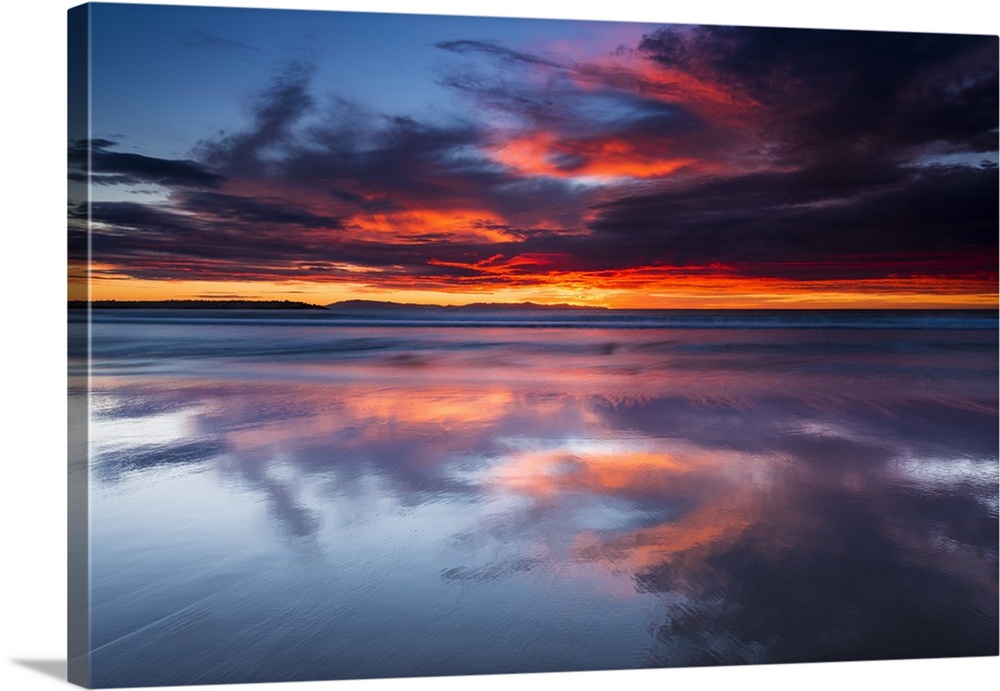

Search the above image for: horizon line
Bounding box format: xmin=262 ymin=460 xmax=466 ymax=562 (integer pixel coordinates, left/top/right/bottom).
xmin=69 ymin=298 xmax=999 ymax=311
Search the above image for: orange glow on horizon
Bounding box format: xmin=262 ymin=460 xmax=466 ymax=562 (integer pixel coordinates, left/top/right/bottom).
xmin=74 ymin=268 xmax=999 ymax=310
xmin=74 ymin=239 xmax=997 ymax=311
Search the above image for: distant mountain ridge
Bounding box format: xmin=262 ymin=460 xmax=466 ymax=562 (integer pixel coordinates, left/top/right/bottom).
xmin=69 ymin=299 xmax=609 ymax=311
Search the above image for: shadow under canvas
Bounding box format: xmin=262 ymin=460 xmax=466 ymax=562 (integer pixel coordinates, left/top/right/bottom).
xmin=12 ymin=659 xmax=67 ymax=682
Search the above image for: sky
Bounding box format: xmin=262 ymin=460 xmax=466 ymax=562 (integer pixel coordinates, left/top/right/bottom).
xmin=3 ymin=6 xmax=997 ymax=691
xmin=67 ymin=2 xmax=999 ymax=308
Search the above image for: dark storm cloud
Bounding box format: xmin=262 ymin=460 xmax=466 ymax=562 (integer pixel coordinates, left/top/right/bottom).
xmin=428 ymin=32 xmax=975 ymax=283
xmin=68 ymin=138 xmax=224 ymax=188
xmin=639 ymin=26 xmax=999 ymax=159
xmin=583 ymin=162 xmax=998 ymax=278
xmin=278 ymin=113 xmax=498 ymax=197
xmin=84 ymin=199 xmax=292 ymax=268
xmin=195 ymin=66 xmax=499 ymax=204
xmin=180 ymin=191 xmax=346 ymax=230
xmin=81 ymin=195 xmax=538 ymax=283
xmin=194 ymin=62 xmax=590 ymax=222
xmin=82 ymin=201 xmax=205 ymax=235
xmin=197 ymin=62 xmax=317 ymax=173
xmin=530 ymin=26 xmax=999 ymax=280
xmin=76 ymin=63 xmax=590 ymax=282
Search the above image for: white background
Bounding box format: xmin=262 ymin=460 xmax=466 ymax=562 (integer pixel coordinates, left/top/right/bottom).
xmin=3 ymin=1 xmax=998 ymax=690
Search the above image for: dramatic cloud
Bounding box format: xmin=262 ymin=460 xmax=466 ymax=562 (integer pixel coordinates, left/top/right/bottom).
xmin=69 ymin=138 xmax=225 ymax=188
xmin=74 ymin=22 xmax=999 ymax=305
xmin=638 ymin=26 xmax=999 ymax=159
xmin=586 ymin=162 xmax=999 ymax=278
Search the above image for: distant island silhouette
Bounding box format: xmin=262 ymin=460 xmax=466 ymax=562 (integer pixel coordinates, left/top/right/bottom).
xmin=70 ymin=299 xmax=329 ymax=310
xmin=69 ymin=299 xmax=608 ymax=311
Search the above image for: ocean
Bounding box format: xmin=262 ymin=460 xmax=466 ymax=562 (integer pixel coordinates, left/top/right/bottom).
xmin=68 ymin=308 xmax=999 ymax=686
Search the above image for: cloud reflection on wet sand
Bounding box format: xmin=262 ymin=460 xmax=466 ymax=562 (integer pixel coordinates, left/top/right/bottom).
xmin=84 ymin=322 xmax=998 ymax=683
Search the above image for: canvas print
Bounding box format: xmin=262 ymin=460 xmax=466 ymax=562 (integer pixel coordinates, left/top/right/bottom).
xmin=67 ymin=2 xmax=998 ymax=688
